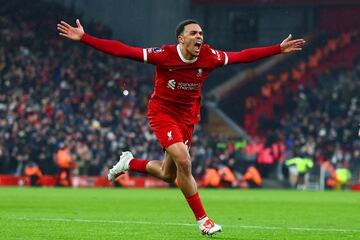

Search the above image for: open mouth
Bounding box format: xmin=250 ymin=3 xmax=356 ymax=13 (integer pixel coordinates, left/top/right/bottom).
xmin=194 ymin=41 xmax=202 ymax=52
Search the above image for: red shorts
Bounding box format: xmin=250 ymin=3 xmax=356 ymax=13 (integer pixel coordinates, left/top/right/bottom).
xmin=148 ymin=111 xmax=194 ymax=150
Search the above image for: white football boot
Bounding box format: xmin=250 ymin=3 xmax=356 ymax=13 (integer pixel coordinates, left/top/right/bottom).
xmin=108 ymin=151 xmax=133 ymax=182
xmin=197 ymin=217 xmax=222 ymax=236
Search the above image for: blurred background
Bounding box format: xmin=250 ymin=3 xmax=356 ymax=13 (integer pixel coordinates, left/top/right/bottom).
xmin=0 ymin=0 xmax=359 ymax=190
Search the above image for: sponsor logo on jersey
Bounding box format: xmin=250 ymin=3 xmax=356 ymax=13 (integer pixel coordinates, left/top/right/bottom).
xmin=167 ymin=131 xmax=173 ymax=141
xmin=167 ymin=79 xmax=200 ymax=91
xmin=197 ymin=68 xmax=203 ymax=77
xmin=177 ymin=82 xmax=200 ymax=90
xmin=167 ymin=79 xmax=176 ymax=90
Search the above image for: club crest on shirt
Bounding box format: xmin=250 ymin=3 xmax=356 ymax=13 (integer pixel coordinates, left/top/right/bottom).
xmin=167 ymin=131 xmax=173 ymax=141
xmin=148 ymin=47 xmax=163 ymax=53
xmin=197 ymin=68 xmax=203 ymax=77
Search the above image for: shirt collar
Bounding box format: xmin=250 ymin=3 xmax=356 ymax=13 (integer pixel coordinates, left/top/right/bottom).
xmin=176 ymin=44 xmax=198 ymax=63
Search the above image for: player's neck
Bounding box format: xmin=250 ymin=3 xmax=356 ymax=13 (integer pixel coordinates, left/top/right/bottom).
xmin=179 ymin=44 xmax=196 ymax=61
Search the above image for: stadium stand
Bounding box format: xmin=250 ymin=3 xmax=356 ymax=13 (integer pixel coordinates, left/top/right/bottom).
xmin=238 ymin=34 xmax=360 ymax=187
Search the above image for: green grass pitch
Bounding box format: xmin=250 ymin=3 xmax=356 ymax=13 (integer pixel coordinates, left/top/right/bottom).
xmin=0 ymin=187 xmax=359 ymax=240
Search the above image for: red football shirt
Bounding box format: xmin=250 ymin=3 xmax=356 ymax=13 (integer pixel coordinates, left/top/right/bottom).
xmin=144 ymin=44 xmax=227 ymax=124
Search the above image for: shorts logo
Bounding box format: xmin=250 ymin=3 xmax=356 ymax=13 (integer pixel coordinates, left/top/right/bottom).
xmin=184 ymin=140 xmax=190 ymax=151
xmin=167 ymin=79 xmax=176 ymax=90
xmin=167 ymin=131 xmax=173 ymax=141
xmin=184 ymin=140 xmax=190 ymax=157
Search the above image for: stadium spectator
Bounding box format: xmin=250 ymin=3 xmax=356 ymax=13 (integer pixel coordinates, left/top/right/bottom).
xmin=202 ymin=162 xmax=221 ymax=188
xmin=24 ymin=161 xmax=43 ymax=186
xmin=218 ymin=165 xmax=237 ymax=188
xmin=335 ymin=167 xmax=352 ymax=190
xmin=239 ymin=165 xmax=262 ymax=188
xmin=115 ymin=171 xmax=130 ymax=188
xmin=321 ymin=160 xmax=337 ymax=189
xmin=285 ymin=155 xmax=314 ymax=189
xmin=56 ymin=143 xmax=75 ymax=187
xmin=257 ymin=144 xmax=274 ymax=178
xmin=56 ymin=16 xmax=304 ymax=235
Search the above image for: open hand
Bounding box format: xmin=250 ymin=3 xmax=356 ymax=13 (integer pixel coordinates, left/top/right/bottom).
xmin=57 ymin=19 xmax=85 ymax=41
xmin=280 ymin=34 xmax=306 ymax=53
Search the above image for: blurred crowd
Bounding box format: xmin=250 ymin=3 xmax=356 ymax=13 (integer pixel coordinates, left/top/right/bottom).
xmin=242 ymin=32 xmax=360 ymax=187
xmin=280 ymin=62 xmax=360 ymax=186
xmin=0 ymin=1 xmax=165 ymax=176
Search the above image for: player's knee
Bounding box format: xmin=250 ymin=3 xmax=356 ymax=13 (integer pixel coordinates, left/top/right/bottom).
xmin=167 ymin=143 xmax=192 ymax=175
xmin=162 ymin=173 xmax=177 ymax=183
xmin=176 ymin=157 xmax=192 ymax=175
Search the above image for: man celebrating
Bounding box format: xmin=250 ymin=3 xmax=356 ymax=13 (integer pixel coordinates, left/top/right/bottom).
xmin=57 ymin=19 xmax=305 ymax=236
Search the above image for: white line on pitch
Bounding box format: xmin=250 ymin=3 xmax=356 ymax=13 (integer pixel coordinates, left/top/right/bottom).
xmin=7 ymin=217 xmax=360 ymax=233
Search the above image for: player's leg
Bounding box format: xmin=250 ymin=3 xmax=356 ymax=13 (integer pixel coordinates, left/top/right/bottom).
xmin=109 ymin=142 xmax=193 ymax=191
xmin=109 ymin=115 xmax=181 ymax=182
xmin=145 ymin=152 xmax=177 ymax=183
xmin=165 ymin=142 xmax=197 ymax=196
xmin=108 ymin=150 xmax=177 ymax=183
xmin=166 ymin=142 xmax=221 ymax=236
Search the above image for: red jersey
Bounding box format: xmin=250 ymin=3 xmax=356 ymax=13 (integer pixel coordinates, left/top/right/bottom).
xmin=145 ymin=44 xmax=227 ymax=124
xmin=80 ymin=34 xmax=281 ymax=124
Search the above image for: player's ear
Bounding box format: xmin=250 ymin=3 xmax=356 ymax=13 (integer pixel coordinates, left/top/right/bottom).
xmin=178 ymin=35 xmax=184 ymax=44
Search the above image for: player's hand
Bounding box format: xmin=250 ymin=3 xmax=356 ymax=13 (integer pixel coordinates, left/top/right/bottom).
xmin=280 ymin=34 xmax=306 ymax=53
xmin=57 ymin=19 xmax=84 ymax=41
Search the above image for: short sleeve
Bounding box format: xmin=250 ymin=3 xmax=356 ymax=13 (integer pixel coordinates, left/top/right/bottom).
xmin=143 ymin=46 xmax=167 ymax=65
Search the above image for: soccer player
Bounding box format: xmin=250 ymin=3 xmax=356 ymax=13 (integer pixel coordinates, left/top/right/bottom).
xmin=57 ymin=19 xmax=305 ymax=236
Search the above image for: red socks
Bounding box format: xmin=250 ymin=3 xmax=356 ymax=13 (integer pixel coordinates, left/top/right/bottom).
xmin=185 ymin=192 xmax=207 ymax=220
xmin=129 ymin=158 xmax=149 ymax=173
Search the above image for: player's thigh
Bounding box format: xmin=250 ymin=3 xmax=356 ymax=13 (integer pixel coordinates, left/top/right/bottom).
xmin=166 ymin=142 xmax=191 ymax=171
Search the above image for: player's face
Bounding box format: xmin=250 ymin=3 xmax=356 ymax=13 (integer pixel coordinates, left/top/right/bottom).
xmin=178 ymin=24 xmax=203 ymax=59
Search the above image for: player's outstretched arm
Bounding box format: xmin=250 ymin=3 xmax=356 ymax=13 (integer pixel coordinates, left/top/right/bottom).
xmin=280 ymin=34 xmax=306 ymax=53
xmin=57 ymin=19 xmax=84 ymax=41
xmin=57 ymin=19 xmax=143 ymax=62
xmin=224 ymin=34 xmax=305 ymax=65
